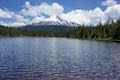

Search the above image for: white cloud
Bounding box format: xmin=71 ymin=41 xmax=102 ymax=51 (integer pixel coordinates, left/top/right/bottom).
xmin=60 ymin=10 xmax=90 ymax=25
xmin=45 ymin=15 xmax=59 ymax=22
xmin=60 ymin=7 xmax=106 ymax=25
xmin=0 ymin=8 xmax=29 ymax=26
xmin=10 ymin=12 xmax=29 ymax=22
xmin=25 ymin=1 xmax=30 ymax=8
xmin=30 ymin=16 xmax=45 ymax=23
xmin=0 ymin=21 xmax=25 ymax=27
xmin=105 ymin=4 xmax=120 ymax=20
xmin=20 ymin=1 xmax=120 ymax=26
xmin=0 ymin=9 xmax=12 ymax=18
xmin=7 ymin=22 xmax=25 ymax=27
xmin=102 ymin=0 xmax=117 ymax=6
xmin=0 ymin=8 xmax=29 ymax=22
xmin=21 ymin=2 xmax=64 ymax=16
xmin=0 ymin=1 xmax=120 ymax=26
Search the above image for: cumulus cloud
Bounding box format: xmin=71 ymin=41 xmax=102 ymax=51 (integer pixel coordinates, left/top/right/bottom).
xmin=102 ymin=0 xmax=117 ymax=6
xmin=30 ymin=16 xmax=45 ymax=23
xmin=0 ymin=8 xmax=28 ymax=22
xmin=105 ymin=4 xmax=120 ymax=20
xmin=60 ymin=7 xmax=106 ymax=25
xmin=0 ymin=8 xmax=29 ymax=26
xmin=0 ymin=1 xmax=120 ymax=26
xmin=21 ymin=2 xmax=64 ymax=17
xmin=20 ymin=1 xmax=120 ymax=25
xmin=25 ymin=1 xmax=30 ymax=8
xmin=45 ymin=15 xmax=60 ymax=22
xmin=0 ymin=21 xmax=25 ymax=27
xmin=10 ymin=12 xmax=29 ymax=22
xmin=0 ymin=9 xmax=12 ymax=18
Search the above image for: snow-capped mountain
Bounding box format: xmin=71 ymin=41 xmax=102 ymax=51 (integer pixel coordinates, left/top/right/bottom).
xmin=31 ymin=16 xmax=80 ymax=27
xmin=23 ymin=16 xmax=79 ymax=31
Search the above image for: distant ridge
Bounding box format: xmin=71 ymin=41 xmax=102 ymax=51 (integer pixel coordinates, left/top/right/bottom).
xmin=22 ymin=16 xmax=79 ymax=31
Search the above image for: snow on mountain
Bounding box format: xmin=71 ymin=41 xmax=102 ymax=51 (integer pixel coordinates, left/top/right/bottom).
xmin=32 ymin=16 xmax=80 ymax=27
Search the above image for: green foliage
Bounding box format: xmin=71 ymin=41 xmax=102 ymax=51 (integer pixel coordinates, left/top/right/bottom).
xmin=0 ymin=19 xmax=120 ymax=40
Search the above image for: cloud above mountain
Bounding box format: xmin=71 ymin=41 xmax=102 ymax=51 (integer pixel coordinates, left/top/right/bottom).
xmin=0 ymin=0 xmax=120 ymax=26
xmin=21 ymin=1 xmax=64 ymax=17
xmin=0 ymin=9 xmax=12 ymax=18
xmin=102 ymin=0 xmax=117 ymax=6
xmin=60 ymin=7 xmax=106 ymax=25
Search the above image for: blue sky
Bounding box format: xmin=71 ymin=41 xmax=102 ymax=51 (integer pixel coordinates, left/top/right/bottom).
xmin=0 ymin=0 xmax=105 ymax=12
xmin=0 ymin=0 xmax=120 ymax=26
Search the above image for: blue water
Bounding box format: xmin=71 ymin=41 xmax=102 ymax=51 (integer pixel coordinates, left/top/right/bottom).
xmin=0 ymin=37 xmax=120 ymax=80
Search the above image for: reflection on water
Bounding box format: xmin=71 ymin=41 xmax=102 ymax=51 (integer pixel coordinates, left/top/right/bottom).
xmin=0 ymin=37 xmax=120 ymax=80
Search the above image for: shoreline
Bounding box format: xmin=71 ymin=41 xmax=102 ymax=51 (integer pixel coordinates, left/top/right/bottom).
xmin=0 ymin=36 xmax=120 ymax=42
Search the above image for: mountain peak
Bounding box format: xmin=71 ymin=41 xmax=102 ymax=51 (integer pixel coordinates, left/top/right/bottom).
xmin=31 ymin=15 xmax=80 ymax=27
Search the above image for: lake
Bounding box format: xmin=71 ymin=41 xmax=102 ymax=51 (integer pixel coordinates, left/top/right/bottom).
xmin=0 ymin=37 xmax=120 ymax=80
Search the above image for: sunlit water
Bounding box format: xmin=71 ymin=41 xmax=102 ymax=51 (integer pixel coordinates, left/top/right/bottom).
xmin=0 ymin=37 xmax=120 ymax=80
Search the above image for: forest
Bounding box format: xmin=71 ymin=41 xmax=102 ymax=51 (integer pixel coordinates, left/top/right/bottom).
xmin=0 ymin=19 xmax=120 ymax=40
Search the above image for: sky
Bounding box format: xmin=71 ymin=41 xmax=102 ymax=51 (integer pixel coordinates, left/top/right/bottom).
xmin=0 ymin=0 xmax=120 ymax=26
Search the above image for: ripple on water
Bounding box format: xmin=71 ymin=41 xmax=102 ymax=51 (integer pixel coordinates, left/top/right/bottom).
xmin=0 ymin=37 xmax=120 ymax=80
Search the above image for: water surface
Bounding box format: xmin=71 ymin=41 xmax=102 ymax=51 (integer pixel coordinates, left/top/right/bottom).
xmin=0 ymin=37 xmax=120 ymax=80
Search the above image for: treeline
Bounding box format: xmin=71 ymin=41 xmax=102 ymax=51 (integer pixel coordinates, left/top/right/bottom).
xmin=66 ymin=19 xmax=120 ymax=40
xmin=0 ymin=19 xmax=120 ymax=40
